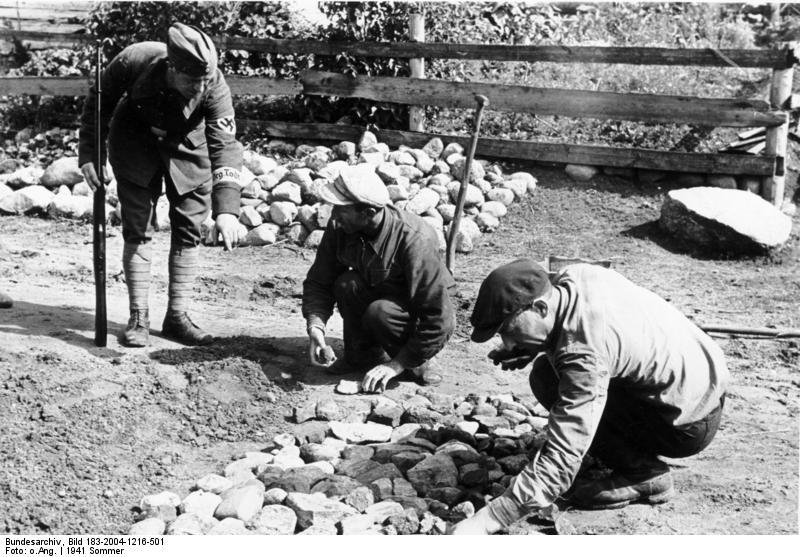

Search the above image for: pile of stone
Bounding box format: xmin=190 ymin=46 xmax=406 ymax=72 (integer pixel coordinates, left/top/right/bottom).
xmin=0 ymin=131 xmax=538 ymax=254
xmin=128 ymin=389 xmax=550 ymax=535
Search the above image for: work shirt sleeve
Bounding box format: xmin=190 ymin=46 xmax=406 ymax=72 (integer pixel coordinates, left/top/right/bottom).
xmin=392 ymin=230 xmax=456 ymax=369
xmin=302 ymin=225 xmax=347 ymax=331
xmin=487 ymin=350 xmax=610 ymax=526
xmin=78 ymin=47 xmax=137 ymax=169
xmin=202 ymin=73 xmax=244 ymax=218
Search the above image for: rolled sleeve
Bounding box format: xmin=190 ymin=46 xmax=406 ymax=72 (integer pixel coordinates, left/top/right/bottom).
xmin=488 ymin=351 xmax=609 ymax=528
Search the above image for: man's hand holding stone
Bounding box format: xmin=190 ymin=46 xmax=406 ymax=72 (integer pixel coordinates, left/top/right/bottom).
xmin=362 ymin=360 xmax=404 ymax=393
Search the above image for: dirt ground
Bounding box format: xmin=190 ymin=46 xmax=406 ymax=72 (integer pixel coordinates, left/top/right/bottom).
xmin=0 ymin=165 xmax=798 ymax=535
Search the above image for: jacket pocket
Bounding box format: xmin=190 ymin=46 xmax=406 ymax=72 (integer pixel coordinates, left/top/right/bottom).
xmin=183 ymin=126 xmax=207 ymax=149
xmin=367 ymin=267 xmax=392 ymax=287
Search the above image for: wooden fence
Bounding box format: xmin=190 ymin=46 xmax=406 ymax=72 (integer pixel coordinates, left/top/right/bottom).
xmin=0 ymin=18 xmax=796 ymax=206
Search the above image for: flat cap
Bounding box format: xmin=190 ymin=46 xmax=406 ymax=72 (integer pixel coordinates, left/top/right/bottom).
xmin=319 ymin=164 xmax=390 ymax=208
xmin=167 ymin=22 xmax=218 ymax=77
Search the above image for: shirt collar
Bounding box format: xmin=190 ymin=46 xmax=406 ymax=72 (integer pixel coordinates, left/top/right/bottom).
xmin=364 ymin=206 xmax=393 ymax=251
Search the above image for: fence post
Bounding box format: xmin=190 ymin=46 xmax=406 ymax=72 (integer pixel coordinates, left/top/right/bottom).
xmin=761 ymin=43 xmax=794 ymax=207
xmin=408 ymin=12 xmax=425 ymax=132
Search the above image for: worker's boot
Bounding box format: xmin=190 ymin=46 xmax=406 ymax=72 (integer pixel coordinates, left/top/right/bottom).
xmin=162 ymin=311 xmax=213 ymax=346
xmin=408 ymin=356 xmax=443 ymax=386
xmin=0 ymin=290 xmax=12 ymax=309
xmin=122 ymin=309 xmax=150 ymax=347
xmin=571 ymin=457 xmax=674 ymax=510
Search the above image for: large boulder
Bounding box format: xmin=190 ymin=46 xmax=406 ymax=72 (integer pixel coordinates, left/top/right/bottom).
xmin=660 ymin=187 xmax=792 ymax=253
xmin=41 ymin=156 xmax=83 ymax=187
xmin=5 ymin=166 xmax=44 ymax=188
xmin=0 ymin=185 xmax=54 ymax=214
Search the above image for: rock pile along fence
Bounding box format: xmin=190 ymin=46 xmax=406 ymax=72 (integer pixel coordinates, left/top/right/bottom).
xmin=1 ymin=12 xmax=796 ymax=206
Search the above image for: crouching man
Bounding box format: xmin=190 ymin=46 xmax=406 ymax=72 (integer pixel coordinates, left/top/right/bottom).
xmin=302 ymin=166 xmax=456 ymax=393
xmin=453 ymin=259 xmax=728 ymax=534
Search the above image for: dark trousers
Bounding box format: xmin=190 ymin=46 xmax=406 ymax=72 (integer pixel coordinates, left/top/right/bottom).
xmin=117 ymin=171 xmax=211 ymax=247
xmin=529 ymin=356 xmax=724 ymax=471
xmin=333 ymin=271 xmax=414 ymax=362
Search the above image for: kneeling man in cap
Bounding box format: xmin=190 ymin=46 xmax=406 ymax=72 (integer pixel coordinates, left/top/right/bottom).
xmin=79 ymin=22 xmax=244 ymax=347
xmin=302 ymin=165 xmax=456 ymax=393
xmin=453 ymin=259 xmax=728 ymax=534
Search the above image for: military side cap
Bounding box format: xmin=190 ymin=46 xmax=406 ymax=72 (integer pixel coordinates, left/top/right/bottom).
xmin=167 ymin=22 xmax=218 ymax=77
xmin=319 ymin=164 xmax=391 ymax=208
xmin=470 ymin=258 xmax=552 ymax=343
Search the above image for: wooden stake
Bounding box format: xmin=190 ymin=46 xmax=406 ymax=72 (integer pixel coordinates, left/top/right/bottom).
xmin=762 ymin=42 xmax=793 ymax=206
xmin=408 ymin=12 xmax=425 ymax=132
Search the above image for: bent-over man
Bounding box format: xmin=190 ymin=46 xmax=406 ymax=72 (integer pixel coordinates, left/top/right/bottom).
xmin=453 ymin=259 xmax=728 ymax=534
xmin=302 ymin=167 xmax=456 ymax=393
xmin=79 ymin=23 xmax=244 ymax=347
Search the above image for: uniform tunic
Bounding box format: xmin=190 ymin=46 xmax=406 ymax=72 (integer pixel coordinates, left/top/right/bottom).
xmin=78 ymin=41 xmax=243 ymax=219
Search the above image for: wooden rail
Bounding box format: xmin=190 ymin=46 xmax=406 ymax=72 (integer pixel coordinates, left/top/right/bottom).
xmin=2 ymin=29 xmax=795 ymax=69
xmin=299 ymin=71 xmax=787 ymax=128
xmin=238 ymin=121 xmax=777 ymax=176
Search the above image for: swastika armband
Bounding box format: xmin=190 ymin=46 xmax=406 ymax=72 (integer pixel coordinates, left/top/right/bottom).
xmin=212 ymin=166 xmax=241 ymax=186
xmin=209 ymin=115 xmax=236 ymax=136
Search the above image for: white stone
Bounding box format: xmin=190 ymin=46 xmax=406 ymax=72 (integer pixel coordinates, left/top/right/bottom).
xmin=481 ymin=200 xmax=508 ymax=218
xmin=239 ymin=205 xmax=263 ymax=227
xmin=0 ymin=185 xmax=53 ymax=214
xmin=6 ymin=166 xmax=44 ymax=187
xmin=364 ymin=501 xmax=405 ymax=523
xmin=436 ymin=203 xmax=456 ymax=223
xmin=245 ymin=223 xmax=278 ymax=246
xmin=450 ymin=157 xmax=485 ymax=183
xmin=243 ymin=150 xmax=277 ymax=175
xmin=358 ymin=131 xmax=378 ymax=151
xmin=329 ymin=421 xmax=393 ymax=444
xmin=387 ymin=184 xmax=410 ymax=202
xmin=303 ymin=461 xmax=336 ymax=475
xmin=510 ymin=171 xmax=537 ymax=195
xmin=128 ymin=517 xmax=165 ymax=536
xmin=285 ymin=168 xmax=314 ymax=189
xmin=195 ymin=474 xmax=232 ymax=495
xmin=72 ymin=181 xmax=92 ymax=197
xmin=273 ymin=433 xmax=297 ymax=448
xmin=166 ymin=513 xmax=211 ymax=535
xmin=476 ymin=212 xmax=500 ymax=232
xmin=140 ymin=491 xmax=181 ymax=511
xmin=180 ymin=491 xmax=222 ymax=519
xmin=316 ymin=204 xmax=333 ymax=228
xmin=305 ymin=229 xmax=325 ymax=249
xmin=565 ymin=164 xmax=599 ymax=181
xmin=358 ymin=152 xmax=385 ymax=166
xmin=317 ymin=160 xmax=350 ymax=181
xmin=422 ymin=138 xmax=444 ymax=159
xmin=660 ymin=187 xmax=792 ymax=252
xmin=284 ymin=492 xmax=358 ymax=530
xmin=272 ymin=454 xmax=306 ymax=469
xmin=40 ymin=156 xmax=82 ymax=187
xmin=304 ymin=151 xmax=331 ymax=172
xmin=271 ymin=182 xmax=303 ymax=205
xmin=263 ymin=487 xmax=288 ymax=505
xmin=269 ymin=201 xmax=299 ymax=226
xmin=707 ymin=175 xmax=738 ymax=189
xmin=206 ymin=517 xmax=250 ymax=535
xmin=456 ymin=421 xmax=480 ymax=435
xmin=47 ymin=192 xmax=93 ymax=220
xmin=376 ymin=162 xmax=401 ymax=184
xmin=339 ymin=513 xmax=376 ymax=534
xmin=335 ymin=379 xmax=361 ymax=394
xmin=441 ymin=142 xmax=464 ymax=160
xmin=486 ymin=187 xmax=515 ymax=206
xmin=389 ymin=151 xmax=416 ymax=166
xmin=214 ymin=481 xmax=265 ymax=522
xmin=391 ymin=423 xmax=422 ymax=442
xmin=334 ymin=141 xmax=357 ymax=159
xmin=248 ymin=505 xmax=298 ymax=535
xmin=503 ymin=179 xmax=528 ymax=200
xmin=0 ymin=182 xmax=12 ymax=200
xmin=406 ymin=188 xmax=440 ymax=215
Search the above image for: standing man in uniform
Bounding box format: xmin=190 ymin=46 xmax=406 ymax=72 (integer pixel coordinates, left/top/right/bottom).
xmin=79 ymin=23 xmax=244 ymax=347
xmin=453 ymin=259 xmax=728 ymax=534
xmin=302 ymin=166 xmax=456 ymax=393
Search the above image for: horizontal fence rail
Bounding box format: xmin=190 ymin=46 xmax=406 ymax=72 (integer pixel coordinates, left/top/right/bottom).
xmin=299 ymin=70 xmax=788 ymax=128
xmin=1 ymin=29 xmax=796 ymax=69
xmin=239 ymin=121 xmax=777 ymax=176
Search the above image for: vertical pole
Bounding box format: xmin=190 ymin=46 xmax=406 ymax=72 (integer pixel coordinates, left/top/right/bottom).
xmin=93 ymin=42 xmax=107 ymax=347
xmin=408 ymin=12 xmax=425 ymax=132
xmin=762 ymin=44 xmax=793 ymax=207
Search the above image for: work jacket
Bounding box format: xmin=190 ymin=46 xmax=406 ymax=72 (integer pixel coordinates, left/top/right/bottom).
xmin=487 ymin=264 xmax=730 ymax=526
xmin=302 ymin=205 xmax=456 ymax=368
xmin=78 ymin=41 xmax=242 ymax=217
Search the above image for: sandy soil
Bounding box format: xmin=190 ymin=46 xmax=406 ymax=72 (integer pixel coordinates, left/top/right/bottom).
xmin=0 ymin=166 xmax=797 ymax=535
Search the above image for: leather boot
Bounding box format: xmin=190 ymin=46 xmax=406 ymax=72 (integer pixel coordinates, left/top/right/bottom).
xmin=0 ymin=290 xmax=12 ymax=309
xmin=162 ymin=311 xmax=213 ymax=346
xmin=571 ymin=458 xmax=674 ymax=510
xmin=122 ymin=309 xmax=149 ymax=347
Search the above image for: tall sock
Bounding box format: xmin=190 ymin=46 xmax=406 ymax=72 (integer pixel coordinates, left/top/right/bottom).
xmin=122 ymin=241 xmax=151 ymax=312
xmin=167 ymin=244 xmax=198 ymax=314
